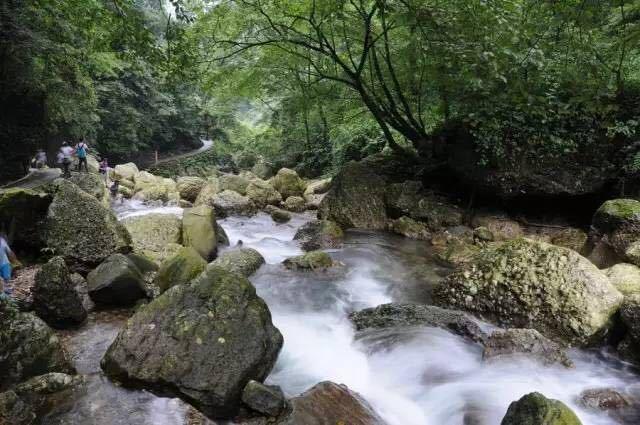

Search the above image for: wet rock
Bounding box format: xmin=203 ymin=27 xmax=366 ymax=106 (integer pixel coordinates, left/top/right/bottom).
xmin=177 ymin=176 xmax=206 ymax=202
xmin=101 ymin=265 xmax=283 ymax=419
xmin=194 ymin=179 xmax=221 ymax=207
xmin=112 ymin=163 xmax=139 ymax=181
xmin=242 ymin=380 xmax=286 ymax=417
xmin=45 ymin=179 xmax=132 ymax=271
xmin=219 ymin=173 xmax=251 ymax=195
xmin=272 ymin=168 xmax=306 ymax=199
xmin=578 ymin=388 xmax=630 ymax=411
xmin=283 ymin=251 xmax=333 ymax=271
xmin=434 ymin=238 xmax=623 ymax=346
xmin=501 ymin=392 xmax=582 ymax=425
xmin=350 ymin=303 xmax=488 ymax=344
xmin=550 ymin=228 xmax=588 ymax=253
xmin=319 ymin=162 xmax=387 ymax=230
xmin=470 ymin=212 xmax=523 ymax=241
xmin=246 ymin=179 xmax=282 ymax=208
xmin=483 ymin=329 xmax=573 ymax=368
xmin=276 ymin=381 xmax=387 ymax=425
xmin=182 ymin=205 xmax=218 ymax=260
xmin=265 ymin=205 xmax=291 ymax=223
xmin=294 ymin=220 xmax=344 ymax=251
xmin=121 ymin=213 xmax=182 ymax=261
xmin=0 ymin=188 xmax=51 ymax=252
xmin=213 ymin=190 xmax=257 ymax=218
xmin=217 ymin=222 xmax=230 ymax=246
xmin=590 ymin=199 xmax=640 ymax=266
xmin=33 ymin=256 xmax=87 ymax=328
xmin=86 ymin=254 xmax=147 ymax=306
xmin=0 ymin=373 xmax=82 ymax=425
xmin=154 ymin=246 xmax=207 ymax=293
xmin=0 ymin=297 xmax=74 ymax=390
xmin=283 ymin=196 xmax=306 ymax=212
xmin=617 ymin=294 xmax=640 ymax=365
xmin=208 ymin=248 xmax=265 ymax=278
xmin=386 ymin=181 xmax=463 ymax=230
xmin=388 ymin=216 xmax=431 ymax=240
xmin=604 ymin=263 xmax=640 ymax=296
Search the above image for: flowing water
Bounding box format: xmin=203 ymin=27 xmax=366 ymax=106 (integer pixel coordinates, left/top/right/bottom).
xmin=45 ymin=202 xmax=640 ymax=425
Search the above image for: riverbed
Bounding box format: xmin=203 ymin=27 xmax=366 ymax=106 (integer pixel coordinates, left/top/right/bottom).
xmin=44 ymin=202 xmax=640 ymax=425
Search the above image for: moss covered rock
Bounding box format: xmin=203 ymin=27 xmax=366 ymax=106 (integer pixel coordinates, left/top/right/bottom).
xmin=112 ymin=163 xmax=139 ymax=181
xmin=121 ymin=213 xmax=182 ymax=260
xmin=154 ymin=246 xmax=207 ymax=293
xmin=304 ymin=178 xmax=332 ymax=196
xmin=501 ymin=392 xmax=582 ymax=425
xmin=86 ymin=254 xmax=148 ymax=306
xmin=388 ymin=216 xmax=431 ymax=240
xmin=45 ymin=180 xmax=132 ymax=270
xmin=101 ymin=266 xmax=283 ymax=419
xmin=591 ymin=199 xmax=640 ymax=266
xmin=182 ymin=205 xmax=218 ymax=261
xmin=209 ymin=248 xmax=265 ymax=277
xmin=194 ymin=178 xmax=221 ymax=207
xmin=251 ymin=159 xmax=273 ymax=180
xmin=68 ymin=172 xmax=109 ymax=207
xmin=434 ymin=238 xmax=623 ymax=346
xmin=246 ymin=179 xmax=282 ymax=208
xmin=471 ymin=212 xmax=524 ymax=241
xmin=212 ymin=190 xmax=257 ymax=218
xmin=617 ymin=294 xmax=640 ymax=366
xmin=0 ymin=298 xmax=74 ymax=390
xmin=219 ymin=173 xmax=251 ymax=195
xmin=265 ymin=205 xmax=291 ymax=223
xmin=283 ymin=196 xmax=306 ymax=212
xmin=0 ymin=188 xmax=51 ymax=252
xmin=33 ymin=256 xmax=87 ymax=328
xmin=272 ymin=168 xmax=306 ymax=199
xmin=604 ymin=263 xmax=640 ymax=297
xmin=177 ymin=176 xmax=206 ymax=202
xmin=294 ymin=220 xmax=344 ymax=251
xmin=283 ymin=251 xmax=333 ymax=271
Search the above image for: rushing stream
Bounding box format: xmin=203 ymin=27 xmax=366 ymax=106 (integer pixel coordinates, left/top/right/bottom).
xmin=45 ymin=201 xmax=640 ymax=425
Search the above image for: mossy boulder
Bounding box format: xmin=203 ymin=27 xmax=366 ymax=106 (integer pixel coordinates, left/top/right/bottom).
xmin=86 ymin=254 xmax=148 ymax=306
xmin=182 ymin=205 xmax=218 ymax=260
xmin=0 ymin=298 xmax=74 ymax=391
xmin=470 ymin=212 xmax=524 ymax=241
xmin=121 ymin=213 xmax=182 ymax=261
xmin=434 ymin=238 xmax=623 ymax=346
xmin=194 ymin=179 xmax=221 ymax=207
xmin=68 ymin=172 xmax=109 ymax=207
xmin=219 ymin=174 xmax=251 ymax=196
xmin=501 ymin=392 xmax=582 ymax=425
xmin=319 ymin=162 xmax=387 ymax=230
xmin=176 ymin=176 xmax=206 ymax=202
xmin=212 ymin=190 xmax=257 ymax=218
xmin=283 ymin=251 xmax=333 ymax=271
xmin=33 ymin=256 xmax=87 ymax=328
xmin=154 ymin=246 xmax=207 ymax=293
xmin=208 ymin=248 xmax=265 ymax=277
xmin=604 ymin=263 xmax=640 ymax=297
xmin=294 ymin=220 xmax=344 ymax=251
xmin=0 ymin=188 xmax=51 ymax=252
xmin=246 ymin=179 xmax=282 ymax=208
xmin=45 ymin=179 xmax=132 ymax=271
xmin=431 ymin=230 xmax=480 ymax=268
xmin=272 ymin=168 xmax=306 ymax=199
xmin=388 ymin=216 xmax=431 ymax=240
xmin=283 ymin=196 xmax=306 ymax=212
xmin=590 ymin=199 xmax=640 ymax=266
xmin=112 ymin=163 xmax=139 ymax=181
xmin=101 ymin=266 xmax=283 ymax=419
xmin=265 ymin=205 xmax=291 ymax=223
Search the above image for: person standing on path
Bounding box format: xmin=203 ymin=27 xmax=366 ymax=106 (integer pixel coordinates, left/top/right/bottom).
xmin=75 ymin=138 xmax=89 ymax=172
xmin=60 ymin=142 xmax=74 ymax=177
xmin=0 ymin=233 xmax=18 ymax=297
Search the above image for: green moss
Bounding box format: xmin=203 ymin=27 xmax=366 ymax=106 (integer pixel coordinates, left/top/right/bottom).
xmin=501 ymin=392 xmax=582 ymax=425
xmin=154 ymin=246 xmax=207 ymax=293
xmin=283 ymin=251 xmax=334 ymax=270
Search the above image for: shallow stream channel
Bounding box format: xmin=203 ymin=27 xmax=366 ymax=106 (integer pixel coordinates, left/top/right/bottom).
xmin=43 ymin=201 xmax=640 ymax=425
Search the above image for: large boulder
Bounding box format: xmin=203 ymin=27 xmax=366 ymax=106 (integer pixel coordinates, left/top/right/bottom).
xmin=33 ymin=256 xmax=87 ymax=328
xmin=112 ymin=163 xmax=139 ymax=181
xmin=101 ymin=265 xmax=283 ymax=419
xmin=68 ymin=172 xmax=109 ymax=207
xmin=246 ymin=179 xmax=282 ymax=208
xmin=483 ymin=329 xmax=573 ymax=368
xmin=386 ymin=181 xmax=463 ymax=230
xmin=0 ymin=373 xmax=82 ymax=425
xmin=219 ymin=174 xmax=251 ymax=196
xmin=434 ymin=238 xmax=623 ymax=346
xmin=293 ymin=220 xmax=344 ymax=251
xmin=86 ymin=254 xmax=148 ymax=306
xmin=194 ymin=179 xmax=221 ymax=207
xmin=212 ymin=190 xmax=257 ymax=218
xmin=0 ymin=188 xmax=51 ymax=252
xmin=318 ymin=162 xmax=387 ymax=230
xmin=209 ymin=248 xmax=265 ymax=278
xmin=272 ymin=168 xmax=306 ymax=199
xmin=277 ymin=381 xmax=387 ymax=425
xmin=121 ymin=213 xmax=182 ymax=262
xmin=350 ymin=303 xmax=488 ymax=344
xmin=182 ymin=205 xmax=218 ymax=260
xmin=604 ymin=263 xmax=640 ymax=296
xmin=45 ymin=180 xmax=132 ymax=270
xmin=590 ymin=199 xmax=640 ymax=266
xmin=0 ymin=298 xmax=74 ymax=390
xmin=500 ymin=392 xmax=582 ymax=425
xmin=177 ymin=176 xmax=206 ymax=202
xmin=154 ymin=246 xmax=207 ymax=293
xmin=283 ymin=196 xmax=306 ymax=212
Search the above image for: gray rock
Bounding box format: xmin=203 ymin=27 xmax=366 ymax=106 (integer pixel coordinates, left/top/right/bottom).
xmin=265 ymin=205 xmax=291 ymax=223
xmin=294 ymin=220 xmax=344 ymax=251
xmin=87 ymin=254 xmax=147 ymax=306
xmin=209 ymin=248 xmax=265 ymax=278
xmin=213 ymin=190 xmax=257 ymax=218
xmin=483 ymin=328 xmax=574 ymax=368
xmin=283 ymin=196 xmax=306 ymax=212
xmin=242 ymin=380 xmax=286 ymax=417
xmin=101 ymin=266 xmax=283 ymax=419
xmin=578 ymin=388 xmax=630 ymax=411
xmin=617 ymin=294 xmax=640 ymax=365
